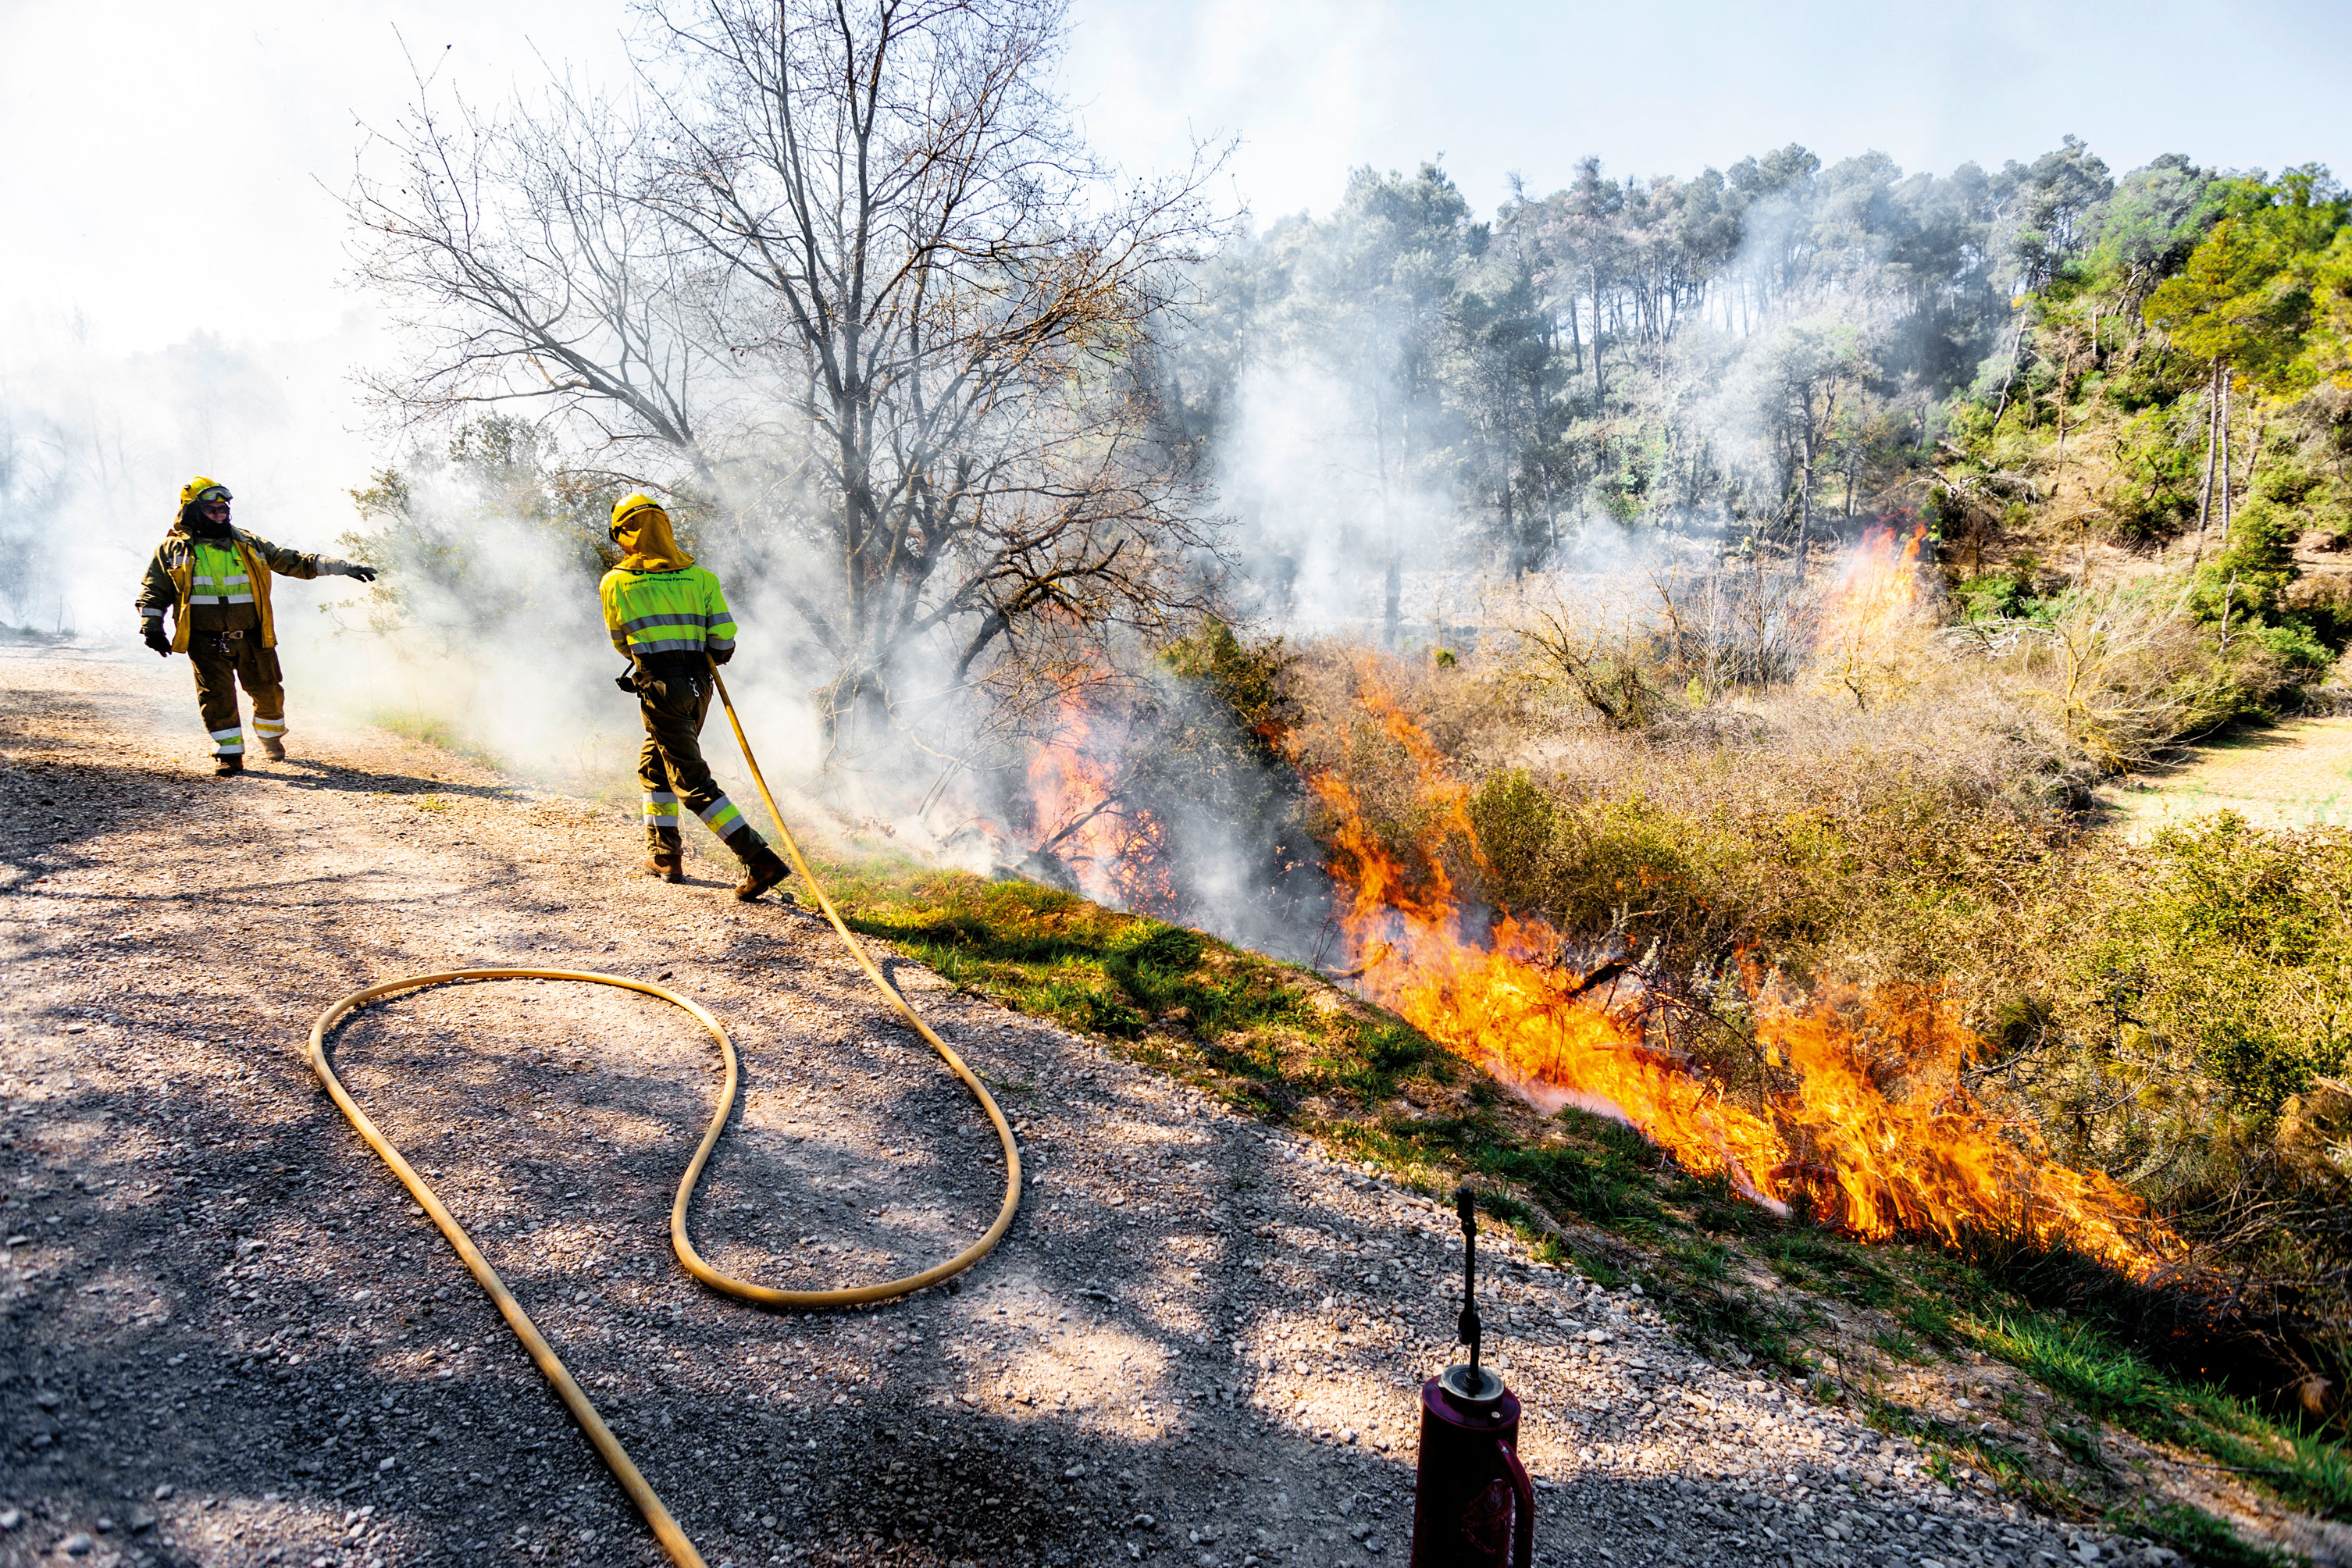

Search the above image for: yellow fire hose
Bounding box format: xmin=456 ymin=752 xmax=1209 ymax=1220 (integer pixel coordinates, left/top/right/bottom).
xmin=305 ymin=664 xmax=1024 ymax=1567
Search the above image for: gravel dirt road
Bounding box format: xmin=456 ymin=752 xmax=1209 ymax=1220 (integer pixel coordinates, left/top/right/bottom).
xmin=2 ymin=644 xmax=2185 ymax=1568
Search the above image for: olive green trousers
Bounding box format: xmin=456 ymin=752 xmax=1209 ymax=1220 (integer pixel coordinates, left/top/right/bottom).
xmin=188 ymin=633 xmax=284 ymax=757
xmin=635 ymin=673 xmax=764 ymax=861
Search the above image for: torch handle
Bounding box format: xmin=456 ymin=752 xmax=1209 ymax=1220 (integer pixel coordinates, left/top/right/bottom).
xmin=1456 ymin=1181 xmax=1481 ymax=1374
xmin=1499 ymin=1437 xmax=1535 ymax=1568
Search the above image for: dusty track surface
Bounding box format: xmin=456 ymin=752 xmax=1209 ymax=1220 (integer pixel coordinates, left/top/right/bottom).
xmin=2103 ymin=714 xmax=2352 ymax=837
xmin=4 ymin=645 xmax=2168 ymax=1568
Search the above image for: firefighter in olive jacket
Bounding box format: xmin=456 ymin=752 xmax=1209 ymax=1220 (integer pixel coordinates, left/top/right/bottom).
xmin=134 ymin=476 xmax=378 ymax=776
xmin=600 ymin=493 xmax=791 ymax=901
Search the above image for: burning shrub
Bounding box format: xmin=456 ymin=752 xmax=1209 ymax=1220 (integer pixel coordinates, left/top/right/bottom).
xmin=996 ymin=620 xmax=1328 ymax=956
xmin=1288 ymin=665 xmax=2178 ymax=1274
xmin=1811 ymin=526 xmax=1943 ymax=710
xmin=1286 ymin=654 xmax=1496 ymax=926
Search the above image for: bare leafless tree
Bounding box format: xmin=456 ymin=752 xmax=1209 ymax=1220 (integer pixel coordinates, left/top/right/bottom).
xmin=347 ymin=0 xmax=1229 ymax=768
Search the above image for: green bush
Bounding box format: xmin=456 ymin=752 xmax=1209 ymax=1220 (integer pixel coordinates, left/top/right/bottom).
xmin=2078 ymin=815 xmax=2352 ymax=1127
xmin=1958 ymin=572 xmax=2033 ymax=622
xmin=2192 ymin=504 xmax=2300 ymax=627
xmin=2254 ymin=461 xmax=2322 ymax=508
xmin=1469 ymin=771 xmax=1717 ymax=935
xmin=1158 ymin=617 xmax=1299 ymax=765
xmin=2246 ymin=618 xmax=2336 ymax=676
xmin=1466 ymin=770 xmax=1558 ymax=911
xmin=1547 ymin=793 xmax=1716 ymax=933
xmin=1060 ymin=983 xmax=1149 ymax=1039
xmin=2107 ymin=407 xmax=2203 ymax=544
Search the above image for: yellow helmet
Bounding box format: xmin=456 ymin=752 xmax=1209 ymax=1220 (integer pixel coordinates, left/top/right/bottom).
xmin=180 ymin=475 xmax=233 ymax=508
xmin=610 ymin=491 xmax=665 ymax=540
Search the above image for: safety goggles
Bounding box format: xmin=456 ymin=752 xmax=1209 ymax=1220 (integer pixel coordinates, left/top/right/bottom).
xmin=194 ymin=486 xmax=233 ymax=506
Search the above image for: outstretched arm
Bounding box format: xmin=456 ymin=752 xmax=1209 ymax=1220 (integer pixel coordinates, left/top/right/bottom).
xmin=241 ymin=532 xmax=377 ymax=583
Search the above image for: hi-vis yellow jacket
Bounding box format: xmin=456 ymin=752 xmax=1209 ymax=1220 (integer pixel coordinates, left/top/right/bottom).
xmin=136 ymin=527 xmax=328 ymax=651
xmin=598 ymin=565 xmax=739 ymax=663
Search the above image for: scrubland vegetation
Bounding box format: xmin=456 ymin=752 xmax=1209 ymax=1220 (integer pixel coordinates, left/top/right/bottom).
xmin=807 ymin=576 xmax=2351 ymax=1559
xmin=792 ymin=159 xmax=2352 ymax=1562
xmin=312 ymin=6 xmax=2352 ymax=1547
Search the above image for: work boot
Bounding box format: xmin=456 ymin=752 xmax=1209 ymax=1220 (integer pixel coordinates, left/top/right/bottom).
xmin=212 ymin=754 xmax=244 ymax=778
xmin=260 ymin=736 xmax=287 ymax=761
xmin=643 ymin=849 xmax=685 ymax=883
xmin=733 ymin=846 xmax=793 ymax=903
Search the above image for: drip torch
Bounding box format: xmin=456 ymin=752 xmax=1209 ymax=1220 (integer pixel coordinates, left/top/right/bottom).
xmin=1409 ymin=1182 xmax=1535 ymax=1568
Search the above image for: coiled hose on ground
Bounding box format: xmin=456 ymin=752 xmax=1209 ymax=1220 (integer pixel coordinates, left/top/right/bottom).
xmin=305 ymin=665 xmax=1025 ymax=1568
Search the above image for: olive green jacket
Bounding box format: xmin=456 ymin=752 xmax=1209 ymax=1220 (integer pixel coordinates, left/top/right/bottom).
xmin=136 ymin=527 xmax=330 ymax=651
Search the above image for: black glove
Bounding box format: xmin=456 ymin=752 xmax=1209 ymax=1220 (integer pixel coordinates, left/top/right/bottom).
xmin=346 ymin=565 xmax=378 ymax=583
xmin=615 ymin=668 xmax=638 ymax=692
xmin=710 ymin=646 xmax=732 ymax=666
xmin=141 ymin=621 xmax=171 ymax=657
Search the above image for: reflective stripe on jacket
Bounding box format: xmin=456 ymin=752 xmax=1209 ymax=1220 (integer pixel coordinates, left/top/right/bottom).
xmin=598 ymin=565 xmax=738 ymax=661
xmin=187 ymin=541 xmax=255 ymax=605
xmin=136 ymin=528 xmax=326 ymax=652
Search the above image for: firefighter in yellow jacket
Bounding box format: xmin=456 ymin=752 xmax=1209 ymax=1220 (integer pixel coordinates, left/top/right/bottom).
xmin=134 ymin=476 xmax=378 ymax=776
xmin=600 ymin=493 xmax=791 ymax=901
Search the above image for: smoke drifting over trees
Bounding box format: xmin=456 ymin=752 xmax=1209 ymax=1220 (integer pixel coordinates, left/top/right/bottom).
xmin=348 ymin=0 xmax=1228 ymax=780
xmin=1167 ymin=137 xmax=2146 ymax=638
xmin=312 ymin=0 xmax=2352 ymax=964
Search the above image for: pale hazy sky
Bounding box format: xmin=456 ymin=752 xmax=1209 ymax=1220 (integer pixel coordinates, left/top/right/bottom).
xmin=5 ymin=0 xmax=2345 ymax=351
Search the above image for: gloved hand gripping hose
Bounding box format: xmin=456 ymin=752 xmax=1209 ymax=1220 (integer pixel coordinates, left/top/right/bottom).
xmin=305 ymin=670 xmax=1024 ymax=1568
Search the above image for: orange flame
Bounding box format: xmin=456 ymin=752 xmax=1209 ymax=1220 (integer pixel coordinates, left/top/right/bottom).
xmin=1313 ymin=675 xmax=2172 ymax=1275
xmin=1027 ymin=696 xmax=1181 ymax=916
xmin=1816 ymin=523 xmax=1926 ymax=659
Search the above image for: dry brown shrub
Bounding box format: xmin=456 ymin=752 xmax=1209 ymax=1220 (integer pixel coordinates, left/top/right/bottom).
xmin=1942 ymin=583 xmax=2245 ymax=772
